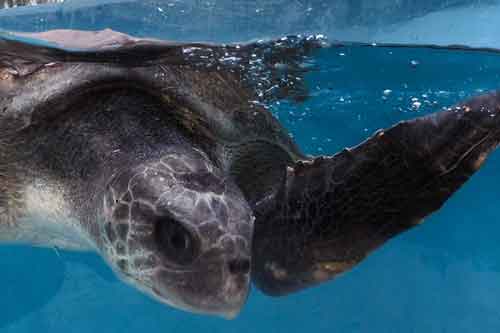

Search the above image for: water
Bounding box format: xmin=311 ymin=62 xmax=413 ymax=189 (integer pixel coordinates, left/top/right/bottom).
xmin=1 ymin=0 xmax=500 ymax=46
xmin=2 ymin=1 xmax=500 ymax=332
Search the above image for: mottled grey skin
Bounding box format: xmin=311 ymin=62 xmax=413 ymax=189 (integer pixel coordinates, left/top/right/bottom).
xmin=1 ymin=29 xmax=500 ymax=317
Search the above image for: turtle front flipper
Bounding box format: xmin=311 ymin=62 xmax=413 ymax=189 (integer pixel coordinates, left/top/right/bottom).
xmin=252 ymin=91 xmax=500 ymax=296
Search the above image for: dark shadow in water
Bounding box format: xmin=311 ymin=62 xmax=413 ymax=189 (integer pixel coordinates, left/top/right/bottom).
xmin=0 ymin=246 xmax=65 ymax=328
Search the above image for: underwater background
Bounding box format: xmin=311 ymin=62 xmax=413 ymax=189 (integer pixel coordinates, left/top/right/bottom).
xmin=2 ymin=0 xmax=500 ymax=332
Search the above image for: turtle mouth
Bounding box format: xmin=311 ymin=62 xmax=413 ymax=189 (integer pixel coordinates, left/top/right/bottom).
xmin=151 ymin=265 xmax=251 ymax=318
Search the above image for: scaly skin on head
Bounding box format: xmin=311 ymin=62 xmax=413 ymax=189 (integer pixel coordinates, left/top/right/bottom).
xmin=101 ymin=149 xmax=254 ymax=316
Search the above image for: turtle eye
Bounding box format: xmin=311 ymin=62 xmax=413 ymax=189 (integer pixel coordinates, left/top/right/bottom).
xmin=154 ymin=217 xmax=199 ymax=265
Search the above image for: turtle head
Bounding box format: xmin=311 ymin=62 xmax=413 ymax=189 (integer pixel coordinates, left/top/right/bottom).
xmin=100 ymin=150 xmax=254 ymax=318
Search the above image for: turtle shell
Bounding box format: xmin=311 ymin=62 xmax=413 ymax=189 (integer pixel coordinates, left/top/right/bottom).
xmin=0 ymin=29 xmax=322 ymax=205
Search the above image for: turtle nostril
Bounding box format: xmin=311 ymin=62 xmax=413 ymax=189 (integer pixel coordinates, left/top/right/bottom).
xmin=228 ymin=258 xmax=251 ymax=275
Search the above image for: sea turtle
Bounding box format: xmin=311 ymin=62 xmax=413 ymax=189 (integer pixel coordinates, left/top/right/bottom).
xmin=1 ymin=29 xmax=499 ymax=318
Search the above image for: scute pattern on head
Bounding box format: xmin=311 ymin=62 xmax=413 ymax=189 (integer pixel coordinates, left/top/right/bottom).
xmin=100 ymin=149 xmax=253 ymax=313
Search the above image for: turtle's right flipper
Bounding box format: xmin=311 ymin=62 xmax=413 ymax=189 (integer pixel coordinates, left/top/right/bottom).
xmin=252 ymin=91 xmax=500 ymax=296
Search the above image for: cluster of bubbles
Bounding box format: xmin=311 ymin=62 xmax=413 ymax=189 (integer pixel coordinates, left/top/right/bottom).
xmin=179 ymin=33 xmax=328 ymax=106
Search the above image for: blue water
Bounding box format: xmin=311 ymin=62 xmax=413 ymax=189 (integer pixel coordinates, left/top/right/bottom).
xmin=3 ymin=2 xmax=500 ymax=333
